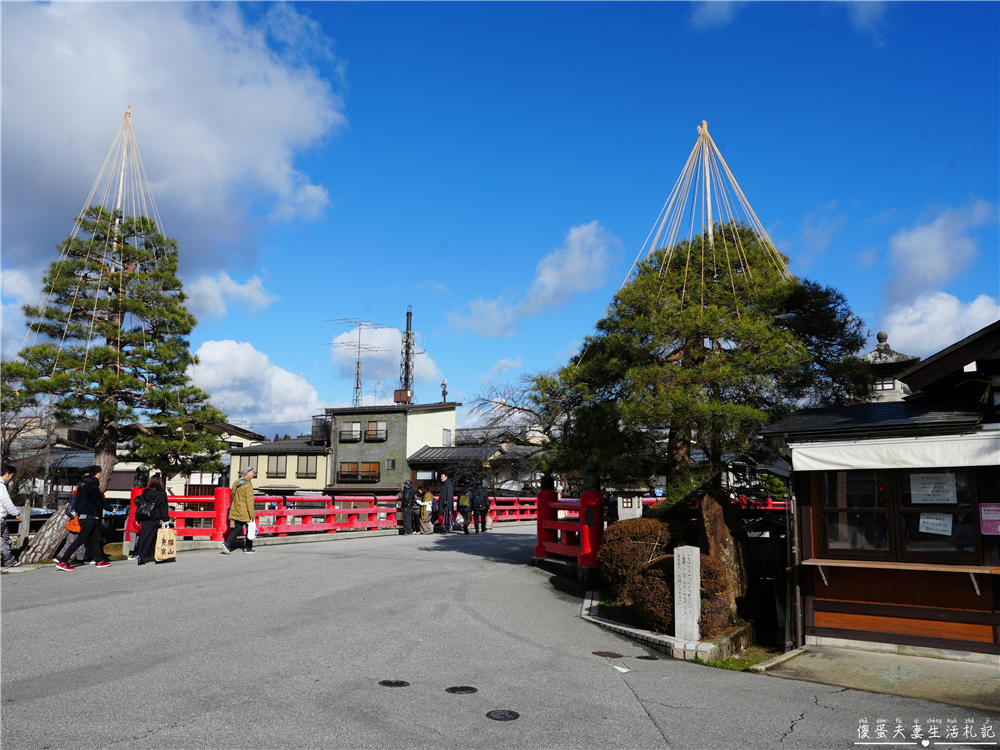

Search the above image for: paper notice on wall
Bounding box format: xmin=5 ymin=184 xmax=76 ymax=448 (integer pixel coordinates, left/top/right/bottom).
xmin=980 ymin=504 xmax=1000 ymax=535
xmin=918 ymin=513 xmax=953 ymax=536
xmin=910 ymin=473 xmax=958 ymax=505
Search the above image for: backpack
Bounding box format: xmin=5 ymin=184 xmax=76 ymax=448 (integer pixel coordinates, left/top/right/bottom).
xmin=135 ymin=491 xmax=157 ymax=522
xmin=458 ymin=492 xmax=471 ymax=508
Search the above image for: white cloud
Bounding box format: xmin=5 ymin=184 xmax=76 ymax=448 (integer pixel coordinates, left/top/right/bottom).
xmin=688 ymin=2 xmax=746 ymax=29
xmin=189 ymin=340 xmax=328 ymax=430
xmin=1 ymin=3 xmax=345 ymax=275
xmin=797 ymin=200 xmax=846 ymax=268
xmin=1 ymin=269 xmax=40 ymax=359
xmin=880 ymin=292 xmax=999 ymax=357
xmin=478 ymin=357 xmax=523 ymax=385
xmin=185 ymin=273 xmax=279 ymax=320
xmin=328 ymin=327 xmax=443 ymax=396
xmin=884 ymin=200 xmax=995 ymax=306
xmin=845 ymin=2 xmax=888 ymax=36
xmin=449 ymin=221 xmax=621 ymax=337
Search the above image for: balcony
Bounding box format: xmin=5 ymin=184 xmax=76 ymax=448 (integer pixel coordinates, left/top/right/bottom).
xmin=364 ymin=429 xmax=387 ymax=442
xmin=339 ymin=430 xmax=362 ymax=443
xmin=337 ymin=470 xmax=381 ymax=483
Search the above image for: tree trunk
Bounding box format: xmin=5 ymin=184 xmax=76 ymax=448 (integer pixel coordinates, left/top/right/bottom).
xmin=94 ymin=399 xmax=119 ymax=492
xmin=697 ymin=490 xmax=747 ymax=620
xmin=19 ymin=508 xmax=70 ymax=563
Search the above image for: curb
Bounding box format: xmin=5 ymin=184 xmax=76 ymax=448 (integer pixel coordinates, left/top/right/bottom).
xmin=748 ymin=646 xmax=807 ymax=673
xmin=581 ymin=591 xmax=752 ymax=663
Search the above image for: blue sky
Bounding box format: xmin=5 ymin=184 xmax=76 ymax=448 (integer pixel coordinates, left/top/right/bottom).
xmin=2 ymin=1 xmax=998 ymax=439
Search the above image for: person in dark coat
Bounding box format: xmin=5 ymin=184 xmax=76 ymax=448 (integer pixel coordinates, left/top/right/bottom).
xmin=135 ymin=475 xmax=171 ymax=565
xmin=471 ymin=484 xmax=490 ymax=534
xmin=437 ymin=472 xmax=454 ymax=533
xmin=400 ymin=480 xmax=417 ymax=535
xmin=55 ymin=466 xmax=113 ymax=571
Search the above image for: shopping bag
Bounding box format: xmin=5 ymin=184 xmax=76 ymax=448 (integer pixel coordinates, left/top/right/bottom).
xmin=453 ymin=512 xmax=464 ymax=526
xmin=247 ymin=520 xmax=258 ymax=540
xmin=485 ymin=514 xmax=494 ymax=530
xmin=65 ymin=517 xmax=81 ymax=533
xmin=154 ymin=526 xmax=177 ymax=561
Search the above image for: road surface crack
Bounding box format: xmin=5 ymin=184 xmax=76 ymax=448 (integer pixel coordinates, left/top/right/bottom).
xmin=779 ymin=711 xmax=807 ymax=743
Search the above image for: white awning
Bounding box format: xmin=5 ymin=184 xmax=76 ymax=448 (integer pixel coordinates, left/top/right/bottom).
xmin=789 ymin=432 xmax=1000 ymax=472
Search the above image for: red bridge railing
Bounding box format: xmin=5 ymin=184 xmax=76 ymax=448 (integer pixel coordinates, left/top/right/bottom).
xmin=533 ymin=490 xmax=604 ymax=567
xmin=126 ymin=488 xmax=537 ymax=544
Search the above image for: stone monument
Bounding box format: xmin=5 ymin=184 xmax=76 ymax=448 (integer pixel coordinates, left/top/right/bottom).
xmin=673 ymin=545 xmax=701 ymax=641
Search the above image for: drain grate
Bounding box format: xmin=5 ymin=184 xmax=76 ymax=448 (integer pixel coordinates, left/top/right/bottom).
xmin=378 ymin=680 xmax=410 ymax=688
xmin=445 ymin=686 xmax=478 ymax=694
xmin=636 ymin=655 xmax=660 ymax=661
xmin=486 ymin=710 xmax=520 ymax=722
xmin=591 ymin=651 xmax=623 ymax=658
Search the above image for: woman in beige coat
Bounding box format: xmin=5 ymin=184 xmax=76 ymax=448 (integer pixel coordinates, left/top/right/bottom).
xmin=223 ymin=467 xmax=257 ymax=554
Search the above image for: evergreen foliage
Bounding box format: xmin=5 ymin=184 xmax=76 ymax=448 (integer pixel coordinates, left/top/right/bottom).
xmin=6 ymin=206 xmax=227 ymax=484
xmin=538 ymin=222 xmax=873 ymax=500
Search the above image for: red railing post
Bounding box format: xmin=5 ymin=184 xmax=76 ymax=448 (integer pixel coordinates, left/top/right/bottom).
xmin=534 ymin=490 xmax=557 ymax=558
xmin=578 ymin=491 xmax=604 ymax=566
xmin=276 ymin=497 xmax=288 ymax=536
xmin=212 ymin=487 xmax=231 ymax=542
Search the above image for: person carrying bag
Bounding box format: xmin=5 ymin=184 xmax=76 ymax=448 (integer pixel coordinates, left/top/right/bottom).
xmin=134 ymin=475 xmax=170 ymax=566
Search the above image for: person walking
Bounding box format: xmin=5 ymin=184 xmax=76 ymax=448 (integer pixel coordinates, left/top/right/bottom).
xmin=134 ymin=475 xmax=170 ymax=565
xmin=416 ymin=486 xmax=434 ymax=534
xmin=437 ymin=472 xmax=454 ymax=533
xmin=222 ymin=466 xmax=257 ymax=554
xmin=471 ymin=483 xmax=490 ymax=534
xmin=1 ymin=465 xmax=21 ymax=568
xmin=55 ymin=466 xmax=113 ymax=571
xmin=400 ymin=480 xmax=417 ymax=535
xmin=457 ymin=483 xmax=473 ymax=534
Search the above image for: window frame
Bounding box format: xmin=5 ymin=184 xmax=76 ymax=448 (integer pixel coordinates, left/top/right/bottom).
xmin=365 ymin=420 xmax=387 ymax=442
xmin=339 ymin=422 xmax=362 ymax=442
xmin=238 ymin=456 xmax=259 ymax=475
xmin=266 ymin=455 xmax=287 ymax=479
xmin=296 ymin=455 xmax=317 ymax=479
xmin=818 ymin=466 xmax=982 ymax=564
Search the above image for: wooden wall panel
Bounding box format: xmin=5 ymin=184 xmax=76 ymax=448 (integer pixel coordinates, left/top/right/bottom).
xmin=813 ymin=568 xmax=993 ymax=612
xmin=815 ymin=611 xmax=995 ymax=643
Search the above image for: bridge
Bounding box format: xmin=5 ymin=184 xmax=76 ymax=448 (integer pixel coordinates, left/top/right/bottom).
xmin=1 ymin=522 xmax=946 ymax=749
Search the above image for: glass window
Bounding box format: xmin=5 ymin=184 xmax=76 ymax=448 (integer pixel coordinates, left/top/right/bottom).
xmin=821 ymin=467 xmax=980 ymax=562
xmin=442 ymin=429 xmax=452 ymax=446
xmin=238 ymin=456 xmax=258 ymax=474
xmin=824 ymin=470 xmax=886 ymax=509
xmin=267 ymin=455 xmax=287 ymax=478
xmin=297 ymin=455 xmax=317 ymax=479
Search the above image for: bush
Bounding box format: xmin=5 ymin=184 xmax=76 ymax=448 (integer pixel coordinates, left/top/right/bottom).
xmin=631 ymin=571 xmax=673 ymax=633
xmin=598 ymin=518 xmax=670 ymax=601
xmin=699 ymin=554 xmax=734 ymax=637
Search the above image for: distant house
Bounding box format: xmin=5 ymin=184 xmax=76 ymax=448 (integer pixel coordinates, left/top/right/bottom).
xmin=228 ymin=401 xmax=463 ymax=496
xmin=762 ymin=319 xmax=1000 ymax=658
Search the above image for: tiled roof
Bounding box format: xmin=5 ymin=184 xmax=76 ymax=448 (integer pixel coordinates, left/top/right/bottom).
xmin=407 ymin=445 xmax=502 ymax=464
xmin=230 ymin=436 xmax=329 ymax=455
xmin=761 ymin=400 xmax=983 ymax=442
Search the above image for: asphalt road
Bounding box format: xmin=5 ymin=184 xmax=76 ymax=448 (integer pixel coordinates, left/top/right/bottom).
xmin=1 ymin=524 xmax=981 ymax=750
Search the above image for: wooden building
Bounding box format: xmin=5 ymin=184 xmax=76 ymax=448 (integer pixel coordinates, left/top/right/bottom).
xmin=763 ymin=320 xmax=1000 ymax=658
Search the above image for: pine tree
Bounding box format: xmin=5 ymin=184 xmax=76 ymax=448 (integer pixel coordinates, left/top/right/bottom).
xmin=8 ymin=206 xmax=227 ymax=487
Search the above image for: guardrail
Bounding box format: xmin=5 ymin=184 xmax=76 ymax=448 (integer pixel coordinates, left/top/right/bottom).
xmin=533 ymin=490 xmax=604 ymax=567
xmin=117 ymin=489 xmax=538 ymax=546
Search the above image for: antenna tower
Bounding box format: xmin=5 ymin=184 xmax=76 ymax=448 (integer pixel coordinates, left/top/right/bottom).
xmin=395 ymin=306 xmax=415 ymax=404
xmin=325 ymin=319 xmax=387 ymax=407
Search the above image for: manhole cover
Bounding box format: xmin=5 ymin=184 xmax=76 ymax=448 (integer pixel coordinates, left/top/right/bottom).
xmin=592 ymin=651 xmax=623 ymax=658
xmin=378 ymin=680 xmax=410 ymax=688
xmin=636 ymin=655 xmax=660 ymax=661
xmin=486 ymin=710 xmax=520 ymax=722
xmin=445 ymin=686 xmax=478 ymax=694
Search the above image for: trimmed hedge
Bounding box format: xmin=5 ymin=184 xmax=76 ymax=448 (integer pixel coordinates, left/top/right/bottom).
xmin=598 ymin=518 xmax=670 ymax=602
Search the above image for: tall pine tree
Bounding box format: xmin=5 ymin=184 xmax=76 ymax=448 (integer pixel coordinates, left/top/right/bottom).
xmin=8 ymin=206 xmax=227 ymax=487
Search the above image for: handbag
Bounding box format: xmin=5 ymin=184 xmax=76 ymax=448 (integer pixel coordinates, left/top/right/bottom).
xmin=63 ymin=496 xmax=77 ymax=519
xmin=135 ymin=491 xmax=156 ymax=522
xmin=247 ymin=520 xmax=258 ymax=540
xmin=65 ymin=517 xmax=81 ymax=533
xmin=154 ymin=525 xmax=177 ymax=561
